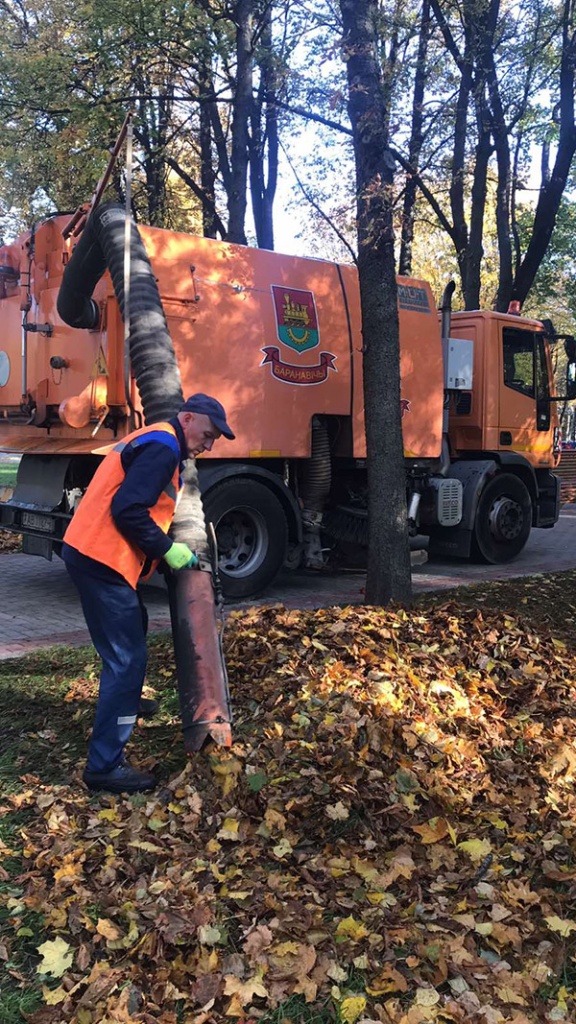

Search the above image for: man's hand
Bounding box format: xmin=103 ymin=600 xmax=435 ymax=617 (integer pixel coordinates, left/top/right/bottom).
xmin=164 ymin=542 xmax=199 ymax=570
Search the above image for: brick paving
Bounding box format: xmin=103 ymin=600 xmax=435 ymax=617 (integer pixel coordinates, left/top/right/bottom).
xmin=1 ymin=507 xmax=576 ymax=660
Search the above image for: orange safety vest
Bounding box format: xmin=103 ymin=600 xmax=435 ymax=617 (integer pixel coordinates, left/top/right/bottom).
xmin=63 ymin=422 xmax=182 ymax=588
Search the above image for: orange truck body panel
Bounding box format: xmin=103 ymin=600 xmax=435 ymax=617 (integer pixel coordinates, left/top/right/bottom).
xmin=0 ymin=213 xmax=561 ymax=586
xmin=0 ymin=219 xmax=444 ymax=463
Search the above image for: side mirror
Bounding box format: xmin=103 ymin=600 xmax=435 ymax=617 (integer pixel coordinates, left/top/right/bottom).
xmin=565 ymin=336 xmax=576 ymax=362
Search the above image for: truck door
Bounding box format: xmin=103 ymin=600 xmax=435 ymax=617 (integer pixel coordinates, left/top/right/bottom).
xmin=499 ymin=325 xmax=554 ymax=464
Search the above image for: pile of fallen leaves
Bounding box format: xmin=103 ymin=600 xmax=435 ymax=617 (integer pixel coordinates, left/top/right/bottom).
xmin=0 ymin=528 xmax=21 ymax=553
xmin=2 ymin=600 xmax=576 ymax=1024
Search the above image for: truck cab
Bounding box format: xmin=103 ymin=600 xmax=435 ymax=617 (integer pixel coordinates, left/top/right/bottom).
xmin=426 ymin=309 xmax=561 ymax=563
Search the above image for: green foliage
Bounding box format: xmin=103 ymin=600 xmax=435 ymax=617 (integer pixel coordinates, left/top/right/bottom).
xmin=521 ymin=197 xmax=576 ymax=334
xmin=0 ymin=0 xmax=573 ymax=317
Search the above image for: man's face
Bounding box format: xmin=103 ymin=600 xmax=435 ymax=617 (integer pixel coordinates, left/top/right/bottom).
xmin=180 ymin=412 xmax=221 ymax=458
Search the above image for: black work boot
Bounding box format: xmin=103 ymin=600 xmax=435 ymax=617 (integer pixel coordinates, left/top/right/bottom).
xmin=83 ymin=761 xmax=156 ymax=794
xmin=138 ymin=697 xmax=160 ymax=719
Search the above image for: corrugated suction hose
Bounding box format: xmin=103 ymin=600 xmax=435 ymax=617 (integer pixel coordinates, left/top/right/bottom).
xmin=57 ymin=202 xmax=183 ymax=423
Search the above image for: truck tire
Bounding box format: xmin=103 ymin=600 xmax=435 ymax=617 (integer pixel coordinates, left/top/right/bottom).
xmin=203 ymin=478 xmax=288 ymax=599
xmin=471 ymin=473 xmax=532 ymax=564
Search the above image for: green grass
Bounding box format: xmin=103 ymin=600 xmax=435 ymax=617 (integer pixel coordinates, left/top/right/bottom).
xmin=260 ymin=994 xmax=338 ymax=1024
xmin=0 ymin=637 xmax=180 ymax=795
xmin=0 ymin=986 xmax=43 ymax=1024
xmin=0 ymin=637 xmax=179 ymax=1023
xmin=0 ymin=457 xmax=19 ymax=488
xmin=0 ymin=860 xmax=46 ymax=1024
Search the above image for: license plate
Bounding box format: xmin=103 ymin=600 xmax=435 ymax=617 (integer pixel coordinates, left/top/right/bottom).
xmin=21 ymin=511 xmax=54 ymax=533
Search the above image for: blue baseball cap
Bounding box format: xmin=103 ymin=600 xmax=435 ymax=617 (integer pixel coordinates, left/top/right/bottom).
xmin=181 ymin=393 xmax=235 ymax=439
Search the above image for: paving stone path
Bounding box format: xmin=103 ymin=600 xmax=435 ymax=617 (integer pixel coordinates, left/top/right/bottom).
xmin=1 ymin=506 xmax=576 ymax=659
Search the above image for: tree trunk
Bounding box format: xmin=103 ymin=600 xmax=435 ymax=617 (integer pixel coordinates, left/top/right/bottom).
xmin=227 ymin=0 xmax=254 ymax=245
xmin=199 ymin=66 xmax=219 ymax=239
xmin=465 ymin=118 xmax=491 ymax=310
xmin=249 ymin=4 xmax=278 ymax=250
xmin=133 ymin=77 xmax=173 ymax=229
xmin=339 ymin=0 xmax=412 ymax=607
xmin=486 ymin=51 xmax=513 ymax=311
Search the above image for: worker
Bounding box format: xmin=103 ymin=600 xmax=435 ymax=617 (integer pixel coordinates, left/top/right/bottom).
xmin=62 ymin=394 xmax=235 ymax=795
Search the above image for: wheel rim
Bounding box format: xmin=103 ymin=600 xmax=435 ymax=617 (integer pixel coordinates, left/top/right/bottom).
xmin=488 ymin=496 xmax=524 ymax=542
xmin=215 ymin=506 xmax=269 ymax=579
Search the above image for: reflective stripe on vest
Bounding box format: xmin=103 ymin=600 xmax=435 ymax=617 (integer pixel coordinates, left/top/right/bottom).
xmin=63 ymin=422 xmax=182 ymax=588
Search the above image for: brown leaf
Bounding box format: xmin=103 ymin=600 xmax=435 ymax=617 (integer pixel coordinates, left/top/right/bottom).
xmin=191 ymin=973 xmax=223 ymax=1007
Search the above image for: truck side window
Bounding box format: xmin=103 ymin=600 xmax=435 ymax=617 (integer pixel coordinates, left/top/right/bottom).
xmin=535 ymin=333 xmax=551 ymax=431
xmin=503 ymin=327 xmax=534 ymax=397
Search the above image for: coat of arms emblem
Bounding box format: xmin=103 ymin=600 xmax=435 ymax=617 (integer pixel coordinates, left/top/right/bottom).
xmin=271 ymin=286 xmax=319 ymax=354
xmin=261 ymin=285 xmax=337 ymax=386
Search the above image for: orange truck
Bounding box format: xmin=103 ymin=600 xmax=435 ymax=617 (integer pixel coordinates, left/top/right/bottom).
xmin=0 ymin=211 xmax=569 ymax=598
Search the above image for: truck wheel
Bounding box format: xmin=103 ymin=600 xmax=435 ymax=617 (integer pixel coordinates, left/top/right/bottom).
xmin=203 ymin=479 xmax=288 ymax=599
xmin=471 ymin=473 xmax=532 ymax=564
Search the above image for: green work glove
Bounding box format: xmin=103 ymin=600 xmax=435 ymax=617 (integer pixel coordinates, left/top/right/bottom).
xmin=164 ymin=542 xmax=199 ymax=570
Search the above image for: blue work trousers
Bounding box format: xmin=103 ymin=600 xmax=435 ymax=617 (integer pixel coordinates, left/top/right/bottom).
xmin=66 ymin=563 xmax=148 ymax=772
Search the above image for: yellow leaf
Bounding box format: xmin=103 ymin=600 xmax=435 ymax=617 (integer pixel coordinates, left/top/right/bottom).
xmin=265 ymin=808 xmax=287 ymax=832
xmin=447 ymin=821 xmax=458 ymax=844
xmin=46 ymin=907 xmax=67 ymax=929
xmin=128 ymin=840 xmax=165 ymax=855
xmin=495 ymin=986 xmax=527 ymax=1005
xmin=557 ymin=985 xmax=570 ymax=1010
xmin=107 ymin=920 xmax=139 ymax=950
xmin=340 ymin=995 xmax=367 ymax=1023
xmin=328 ymin=856 xmax=351 ymax=877
xmin=352 ymin=858 xmax=379 ymax=882
xmin=544 ymin=915 xmax=576 ymax=937
xmin=415 ymin=988 xmax=440 ymax=1007
xmin=42 ymin=985 xmax=67 ymax=1005
xmin=218 ymin=818 xmax=241 ymax=841
xmin=225 ymin=993 xmax=245 ymax=1017
xmin=96 ymin=918 xmax=122 ymax=941
xmin=97 ymin=808 xmax=117 ymax=821
xmin=273 ymin=940 xmax=300 ymax=954
xmin=211 ymin=756 xmax=242 ymax=796
xmin=335 ymin=916 xmax=369 ymax=942
xmin=327 ymin=963 xmax=348 ymax=983
xmin=53 ymin=861 xmax=84 ymax=885
xmin=458 ymin=838 xmax=492 ymax=863
xmin=366 ymin=891 xmax=397 ymax=907
xmin=36 ymin=937 xmax=74 ymax=978
xmin=294 ymin=975 xmax=318 ymax=1002
xmin=367 ymin=966 xmax=408 ymax=996
xmin=273 ymin=838 xmax=292 ymax=859
xmin=224 ymin=972 xmax=269 ymax=1004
